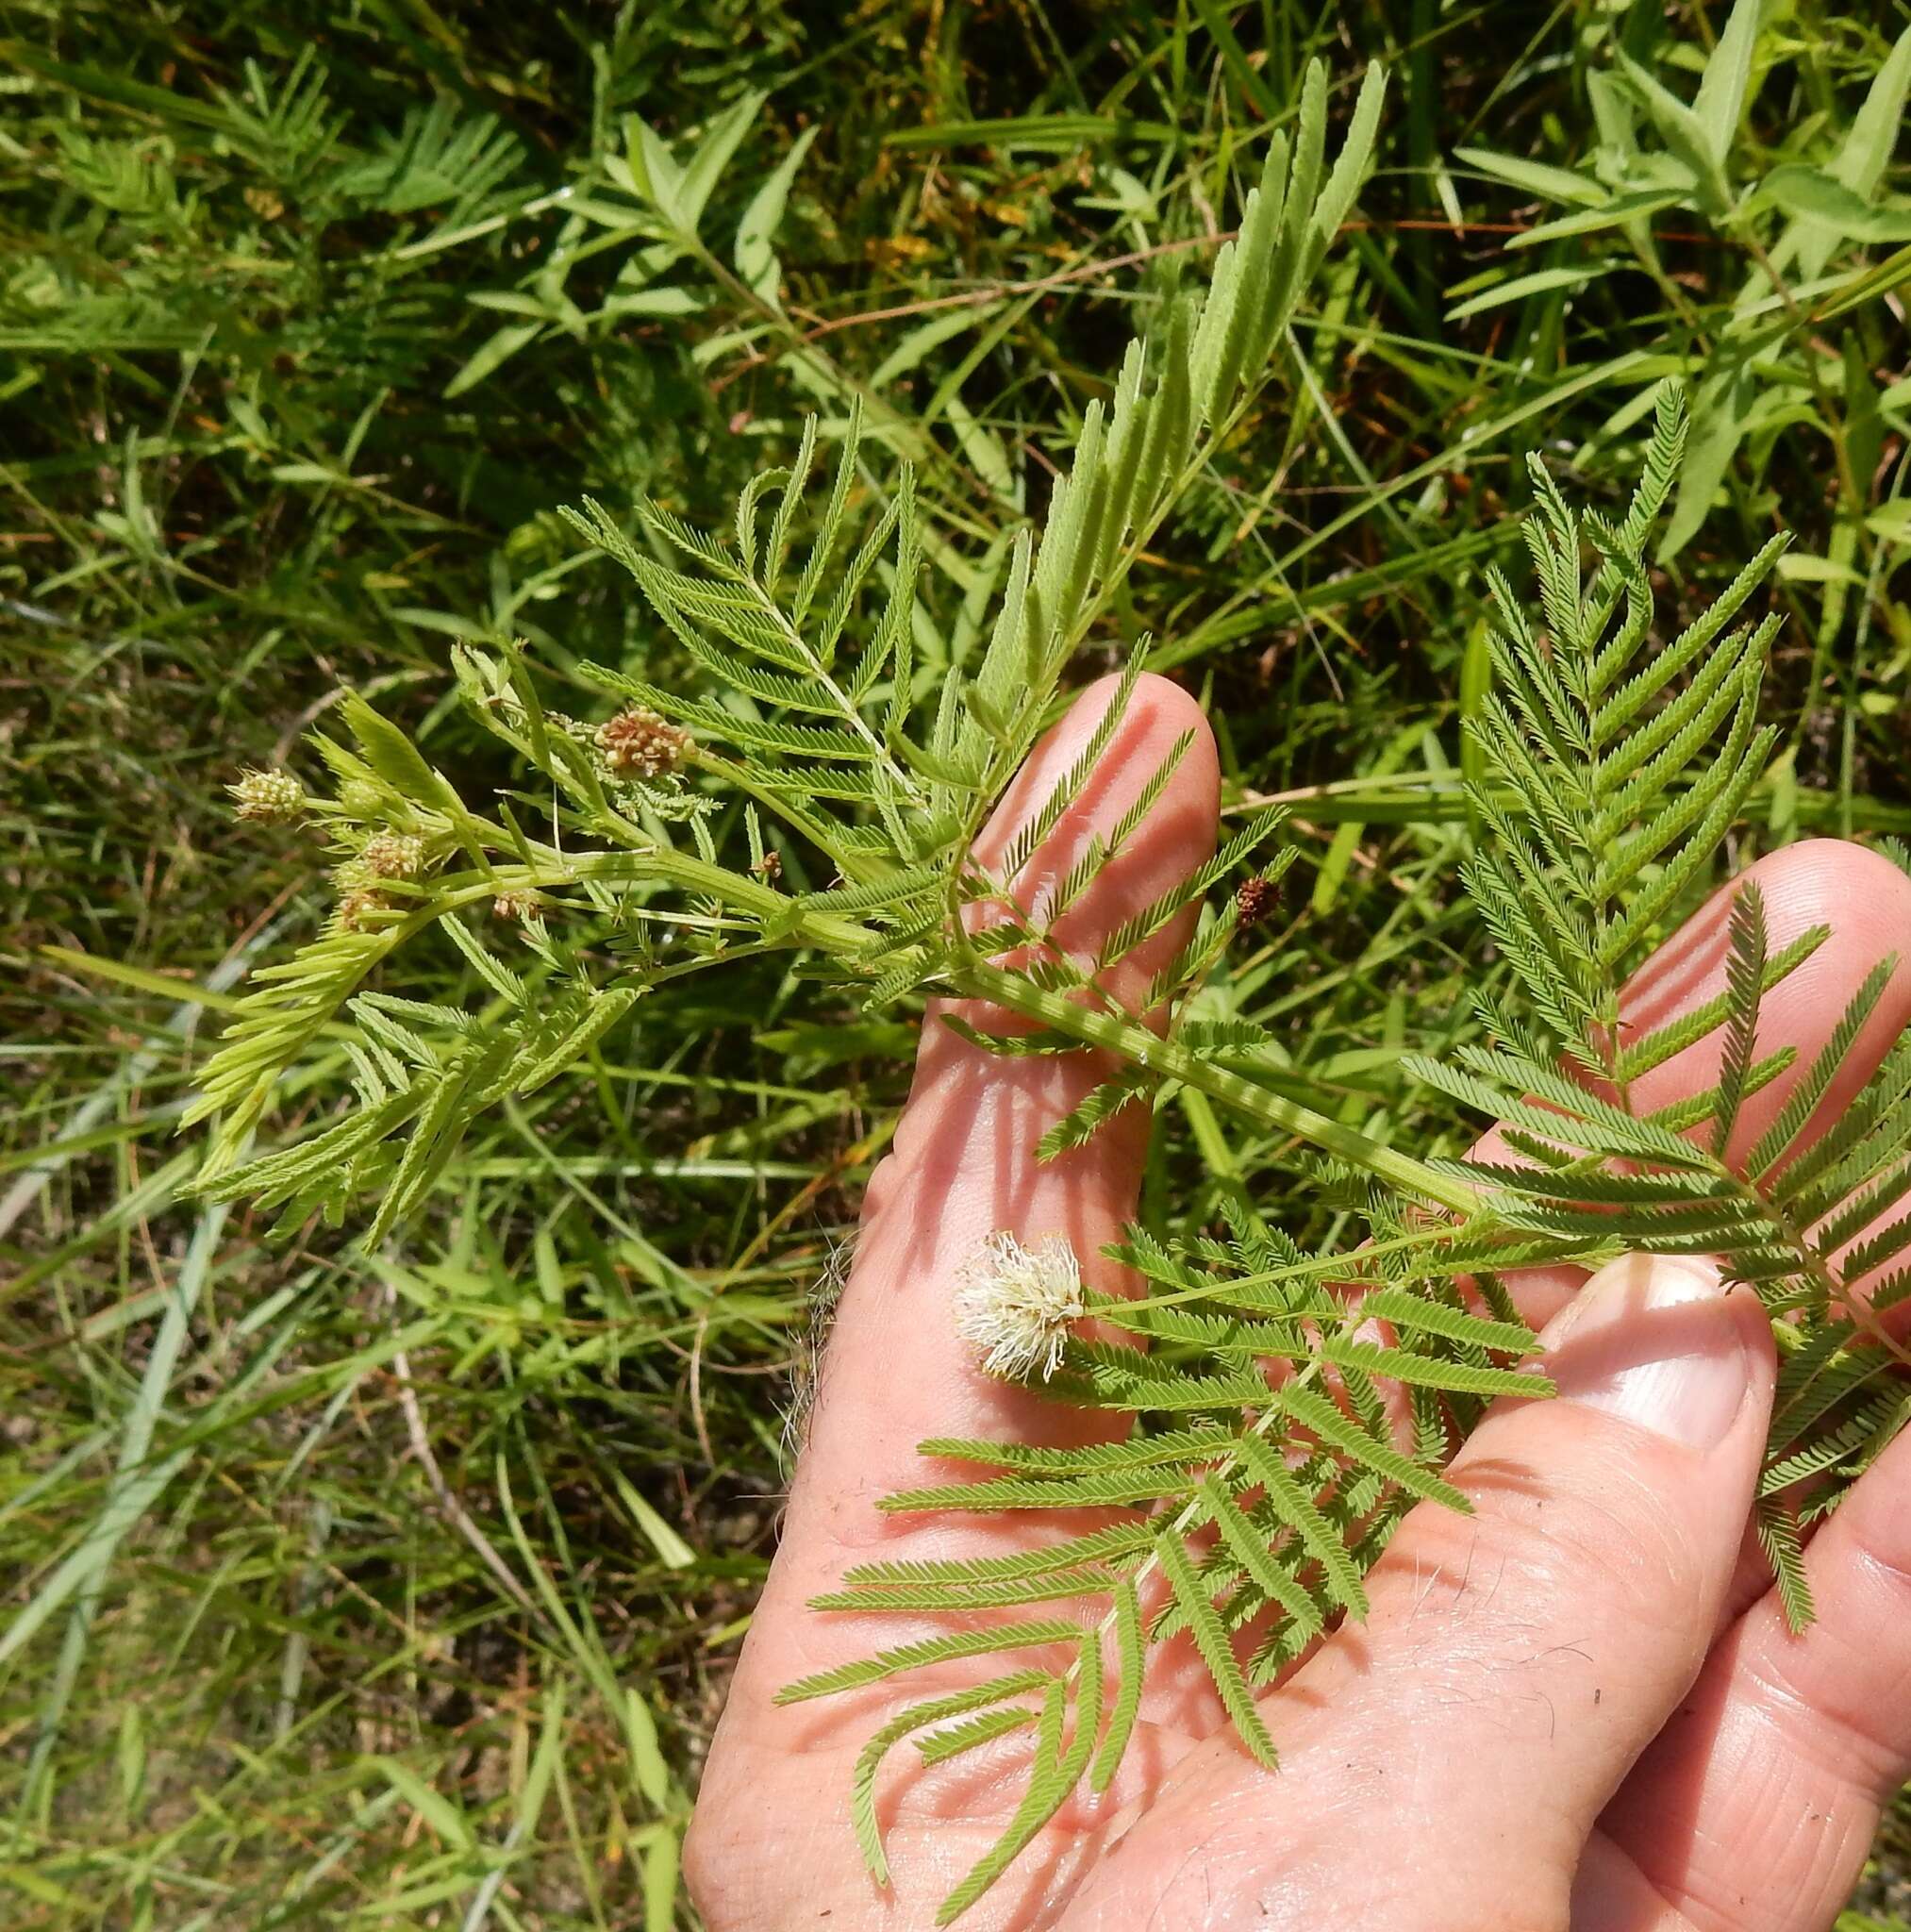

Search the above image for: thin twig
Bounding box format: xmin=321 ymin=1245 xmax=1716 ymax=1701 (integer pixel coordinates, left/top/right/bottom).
xmin=382 ymin=1284 xmax=540 ymax=1618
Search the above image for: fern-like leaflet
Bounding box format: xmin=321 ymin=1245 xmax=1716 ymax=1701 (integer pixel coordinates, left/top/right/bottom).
xmin=788 ymin=386 xmax=1911 ymax=1914
xmin=1406 ymin=385 xmax=1911 ymax=1628
xmin=781 ymin=1193 xmax=1551 ymax=1924
xmin=191 ymin=61 xmax=1401 ymax=1218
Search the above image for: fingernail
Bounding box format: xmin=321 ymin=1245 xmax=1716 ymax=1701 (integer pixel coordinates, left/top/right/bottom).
xmin=1538 ymin=1255 xmax=1751 ymax=1453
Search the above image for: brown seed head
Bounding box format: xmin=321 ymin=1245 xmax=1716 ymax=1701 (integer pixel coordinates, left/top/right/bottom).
xmin=492 ymin=889 xmax=534 ymax=922
xmin=596 ymin=706 xmax=691 ymax=779
xmin=338 ymin=888 xmax=383 ymax=932
xmin=1235 ymin=874 xmax=1280 ymax=927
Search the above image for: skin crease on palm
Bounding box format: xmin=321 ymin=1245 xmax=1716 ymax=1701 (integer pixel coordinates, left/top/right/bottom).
xmin=686 ymin=675 xmax=1911 ymax=1932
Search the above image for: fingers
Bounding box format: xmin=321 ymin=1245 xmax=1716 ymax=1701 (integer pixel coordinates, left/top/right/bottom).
xmin=1488 ymin=840 xmax=1911 ymax=1331
xmin=764 ymin=672 xmax=1220 ymax=1615
xmin=1592 ymin=1386 xmax=1911 ymax=1932
xmin=686 ymin=673 xmax=1220 ymax=1916
xmin=1056 ymin=1253 xmax=1774 ymax=1932
xmin=1397 ymin=837 xmax=1911 ymax=1932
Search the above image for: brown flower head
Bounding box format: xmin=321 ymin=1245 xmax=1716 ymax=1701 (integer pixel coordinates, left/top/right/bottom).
xmin=595 ymin=706 xmax=691 ymax=779
xmin=1235 ymin=874 xmax=1281 ymax=927
xmin=337 ymin=888 xmax=383 ymax=932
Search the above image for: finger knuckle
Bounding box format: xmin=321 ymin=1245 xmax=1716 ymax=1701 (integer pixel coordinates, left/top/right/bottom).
xmin=1384 ymin=1457 xmax=1705 ymax=1660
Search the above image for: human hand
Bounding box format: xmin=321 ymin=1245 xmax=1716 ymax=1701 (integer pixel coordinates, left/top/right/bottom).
xmin=686 ymin=675 xmax=1911 ymax=1931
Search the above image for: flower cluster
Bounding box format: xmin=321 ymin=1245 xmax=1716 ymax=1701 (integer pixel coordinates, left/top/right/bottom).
xmin=360 ymin=832 xmax=425 ymax=878
xmin=595 ymin=706 xmax=691 ymax=780
xmin=228 ymin=767 xmax=306 ymax=824
xmin=335 ymin=890 xmax=383 ymax=932
xmin=954 ymin=1230 xmax=1087 ymax=1383
xmin=1235 ymin=874 xmax=1280 ymax=926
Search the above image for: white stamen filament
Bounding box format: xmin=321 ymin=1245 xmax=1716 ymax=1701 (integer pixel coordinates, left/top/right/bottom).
xmin=954 ymin=1230 xmax=1087 ymax=1383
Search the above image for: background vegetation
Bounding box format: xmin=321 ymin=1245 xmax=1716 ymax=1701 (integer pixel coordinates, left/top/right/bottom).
xmin=4 ymin=1 xmax=1909 ymax=1924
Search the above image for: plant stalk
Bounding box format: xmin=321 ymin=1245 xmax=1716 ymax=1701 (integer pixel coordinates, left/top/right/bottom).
xmin=953 ymin=959 xmax=1483 ymax=1217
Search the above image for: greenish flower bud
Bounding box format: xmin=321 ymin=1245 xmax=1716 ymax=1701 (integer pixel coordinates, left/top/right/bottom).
xmin=228 ymin=767 xmax=306 ymax=824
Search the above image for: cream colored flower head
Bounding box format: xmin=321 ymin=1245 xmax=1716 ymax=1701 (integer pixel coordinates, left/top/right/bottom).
xmin=228 ymin=766 xmax=305 ymax=824
xmin=955 ymin=1230 xmax=1086 ymax=1383
xmin=361 ymin=831 xmax=425 ymax=879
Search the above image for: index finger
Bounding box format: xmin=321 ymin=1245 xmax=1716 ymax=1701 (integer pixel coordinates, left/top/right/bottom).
xmin=708 ymin=673 xmax=1219 ymax=1707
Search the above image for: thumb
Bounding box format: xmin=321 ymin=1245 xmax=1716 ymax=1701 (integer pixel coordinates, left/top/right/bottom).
xmin=1308 ymin=1253 xmax=1776 ymax=1920
xmin=1056 ymin=1253 xmax=1774 ymax=1932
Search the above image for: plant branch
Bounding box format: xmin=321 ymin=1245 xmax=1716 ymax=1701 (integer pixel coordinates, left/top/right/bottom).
xmin=953 ymin=958 xmax=1482 ymax=1217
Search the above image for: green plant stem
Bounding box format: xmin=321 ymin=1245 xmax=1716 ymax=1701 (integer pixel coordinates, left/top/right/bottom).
xmin=953 ymin=958 xmax=1483 ymax=1216
xmin=393 ymin=841 xmax=1480 ymax=1218
xmin=1228 ymin=774 xmax=1911 ymax=834
xmin=1737 ymin=224 xmax=1874 ymax=591
xmin=413 ymin=846 xmax=874 ymax=955
xmin=1720 ymin=1168 xmax=1911 ymax=1381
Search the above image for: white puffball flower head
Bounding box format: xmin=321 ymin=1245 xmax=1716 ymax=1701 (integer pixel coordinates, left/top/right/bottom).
xmin=955 ymin=1230 xmax=1087 ymax=1384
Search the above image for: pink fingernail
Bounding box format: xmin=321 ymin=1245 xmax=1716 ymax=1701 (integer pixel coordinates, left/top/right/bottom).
xmin=1539 ymin=1255 xmax=1752 ymax=1453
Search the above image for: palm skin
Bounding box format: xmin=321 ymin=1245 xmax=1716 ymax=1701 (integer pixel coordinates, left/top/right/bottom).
xmin=687 ymin=676 xmax=1911 ymax=1932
